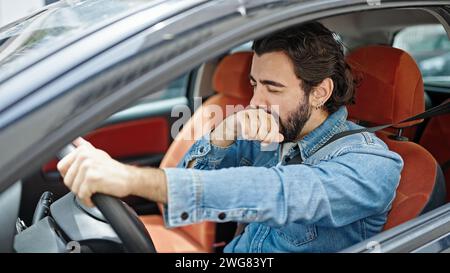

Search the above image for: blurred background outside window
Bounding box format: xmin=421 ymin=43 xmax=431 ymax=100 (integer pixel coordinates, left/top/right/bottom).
xmin=394 ymin=24 xmax=450 ymax=87
xmin=0 ymin=0 xmax=58 ymax=27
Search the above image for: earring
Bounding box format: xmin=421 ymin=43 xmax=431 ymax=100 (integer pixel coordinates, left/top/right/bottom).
xmin=315 ymin=102 xmax=323 ymax=110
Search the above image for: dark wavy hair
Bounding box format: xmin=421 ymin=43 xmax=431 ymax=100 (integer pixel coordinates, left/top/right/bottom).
xmin=252 ymin=22 xmax=356 ymax=113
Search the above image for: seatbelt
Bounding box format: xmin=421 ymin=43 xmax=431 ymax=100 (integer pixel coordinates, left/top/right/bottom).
xmin=233 ymin=101 xmax=450 ymax=238
xmin=287 ymin=100 xmax=450 ymax=165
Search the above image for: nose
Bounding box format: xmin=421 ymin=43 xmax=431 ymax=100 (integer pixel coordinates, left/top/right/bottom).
xmin=249 ymin=86 xmax=266 ymax=108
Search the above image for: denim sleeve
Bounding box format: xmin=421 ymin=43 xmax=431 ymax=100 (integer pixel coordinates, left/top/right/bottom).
xmin=161 ymin=134 xmax=245 ymax=226
xmin=162 ymin=145 xmax=403 ymax=228
xmin=174 ymin=134 xmax=262 ymax=169
xmin=175 ymin=134 xmax=237 ymax=170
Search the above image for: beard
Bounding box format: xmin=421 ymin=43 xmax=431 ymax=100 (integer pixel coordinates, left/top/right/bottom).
xmin=278 ymin=98 xmax=311 ymax=143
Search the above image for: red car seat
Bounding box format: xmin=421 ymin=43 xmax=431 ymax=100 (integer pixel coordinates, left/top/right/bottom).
xmin=140 ymin=52 xmax=254 ymax=252
xmin=346 ymin=45 xmax=446 ymax=230
xmin=419 ymin=99 xmax=450 ymax=201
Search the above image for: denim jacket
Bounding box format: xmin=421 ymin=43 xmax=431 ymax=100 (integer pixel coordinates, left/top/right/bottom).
xmin=162 ymin=106 xmax=404 ymax=252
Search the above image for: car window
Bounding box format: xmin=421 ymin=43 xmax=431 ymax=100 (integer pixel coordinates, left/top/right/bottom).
xmin=393 ymin=24 xmax=450 ymax=87
xmin=137 ymin=73 xmax=189 ymax=104
xmin=0 ymin=0 xmax=153 ymax=81
xmin=104 ymin=73 xmax=189 ymax=125
xmin=231 ymin=41 xmax=253 ymax=53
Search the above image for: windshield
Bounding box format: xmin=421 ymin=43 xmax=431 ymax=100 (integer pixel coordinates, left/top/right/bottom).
xmin=0 ymin=0 xmax=154 ymax=82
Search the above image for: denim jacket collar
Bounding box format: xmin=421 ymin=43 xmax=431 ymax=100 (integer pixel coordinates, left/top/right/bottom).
xmin=295 ymin=106 xmax=349 ymax=161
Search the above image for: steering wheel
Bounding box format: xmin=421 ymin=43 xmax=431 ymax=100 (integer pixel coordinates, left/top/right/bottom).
xmin=58 ymin=144 xmax=157 ymax=253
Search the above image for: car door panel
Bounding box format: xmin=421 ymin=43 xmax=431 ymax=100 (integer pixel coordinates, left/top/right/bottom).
xmin=342 ymin=203 xmax=450 ymax=253
xmin=42 ymin=116 xmax=169 ymax=172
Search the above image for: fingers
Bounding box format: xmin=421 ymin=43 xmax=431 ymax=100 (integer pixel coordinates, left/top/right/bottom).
xmin=235 ymin=111 xmax=246 ymax=139
xmin=70 ymin=158 xmax=89 ymax=195
xmin=56 ymin=140 xmax=101 ymax=206
xmin=261 ymin=111 xmax=284 ymax=145
xmin=262 ymin=127 xmax=284 ymax=145
xmin=56 ymin=141 xmax=131 ymax=208
xmin=261 ymin=118 xmax=276 ymax=144
xmin=268 ymin=113 xmax=284 ymax=143
xmin=245 ymin=110 xmax=259 ymax=139
xmin=240 ymin=112 xmax=251 ymax=139
xmin=57 ymin=146 xmax=82 ymax=177
xmin=237 ymin=108 xmax=284 ymax=144
xmin=78 ymin=181 xmax=95 ymax=207
xmin=237 ymin=109 xmax=259 ymax=140
xmin=257 ymin=109 xmax=270 ymax=141
xmin=62 ymin=153 xmax=85 ymax=189
xmin=57 ymin=138 xmax=94 ymax=176
xmin=73 ymin=137 xmax=93 ymax=148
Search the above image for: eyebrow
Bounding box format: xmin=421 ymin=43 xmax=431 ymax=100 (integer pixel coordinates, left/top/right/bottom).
xmin=249 ymin=74 xmax=286 ymax=88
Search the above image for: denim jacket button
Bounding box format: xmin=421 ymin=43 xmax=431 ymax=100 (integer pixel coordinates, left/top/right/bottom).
xmin=180 ymin=212 xmax=189 ymax=220
xmin=218 ymin=212 xmax=226 ymax=220
xmin=199 ymin=147 xmax=205 ymax=153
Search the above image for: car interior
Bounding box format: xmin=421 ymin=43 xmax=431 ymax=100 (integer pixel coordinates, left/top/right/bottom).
xmin=12 ymin=7 xmax=450 ymax=252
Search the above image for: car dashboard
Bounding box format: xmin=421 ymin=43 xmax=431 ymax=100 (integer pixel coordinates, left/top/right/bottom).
xmin=0 ymin=182 xmax=21 ymax=253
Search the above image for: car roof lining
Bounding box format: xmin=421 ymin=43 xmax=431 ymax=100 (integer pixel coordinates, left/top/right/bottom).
xmin=319 ymin=8 xmax=445 ymax=50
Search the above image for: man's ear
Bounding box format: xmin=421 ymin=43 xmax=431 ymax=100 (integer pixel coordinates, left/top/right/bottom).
xmin=310 ymin=77 xmax=333 ymax=108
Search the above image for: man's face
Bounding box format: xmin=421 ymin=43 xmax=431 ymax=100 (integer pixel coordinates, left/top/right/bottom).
xmin=249 ymin=51 xmax=311 ymax=142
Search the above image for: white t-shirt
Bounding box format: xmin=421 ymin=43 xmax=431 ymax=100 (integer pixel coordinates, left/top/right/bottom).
xmin=280 ymin=142 xmax=297 ymax=162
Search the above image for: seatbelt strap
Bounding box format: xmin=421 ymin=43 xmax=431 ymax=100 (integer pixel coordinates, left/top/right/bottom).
xmin=293 ymin=100 xmax=450 ymax=162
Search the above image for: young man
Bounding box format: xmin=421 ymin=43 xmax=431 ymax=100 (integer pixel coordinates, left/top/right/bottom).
xmin=57 ymin=22 xmax=403 ymax=252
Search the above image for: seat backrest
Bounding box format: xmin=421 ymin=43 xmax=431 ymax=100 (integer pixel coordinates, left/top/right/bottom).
xmin=419 ymin=99 xmax=450 ymax=202
xmin=159 ymin=52 xmax=254 ymax=252
xmin=346 ymin=45 xmax=446 ymax=230
xmin=160 ymin=52 xmax=253 ymax=167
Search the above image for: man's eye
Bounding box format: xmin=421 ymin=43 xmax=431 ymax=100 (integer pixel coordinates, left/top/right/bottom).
xmin=268 ymin=89 xmax=281 ymax=93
